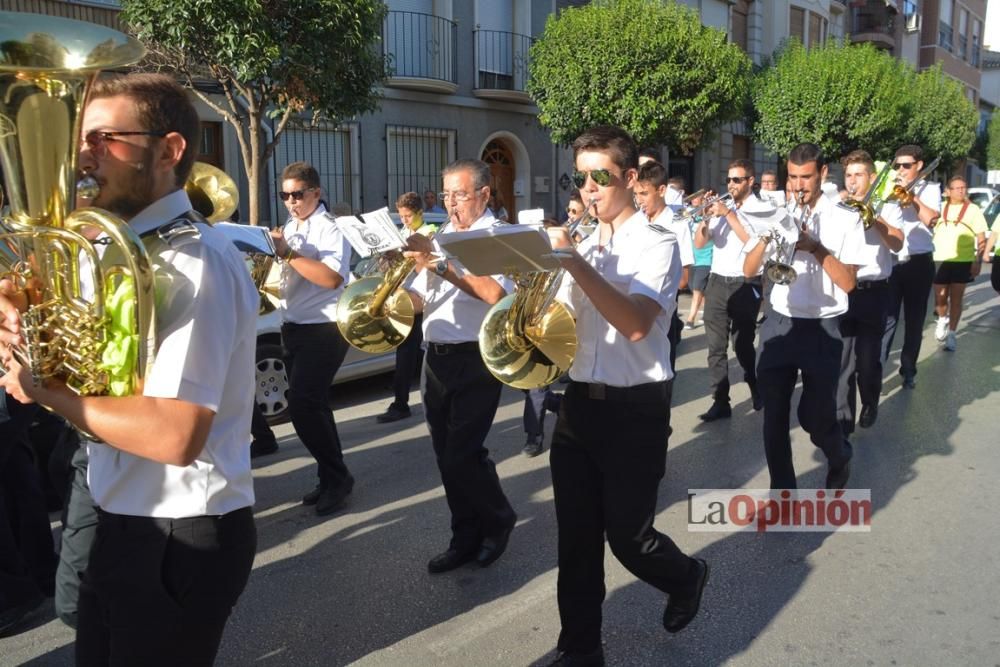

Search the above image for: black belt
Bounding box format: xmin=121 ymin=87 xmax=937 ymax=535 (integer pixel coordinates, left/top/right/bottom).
xmin=711 ymin=273 xmax=760 ymax=285
xmin=569 ymin=380 xmax=669 ymax=403
xmin=96 ymin=506 xmax=253 ymax=532
xmin=426 ymin=341 xmax=479 ymax=355
xmin=855 ymin=278 xmax=888 ymax=290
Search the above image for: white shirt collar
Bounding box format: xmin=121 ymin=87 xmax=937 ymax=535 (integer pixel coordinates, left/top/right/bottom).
xmin=128 ymin=189 xmax=195 ymax=236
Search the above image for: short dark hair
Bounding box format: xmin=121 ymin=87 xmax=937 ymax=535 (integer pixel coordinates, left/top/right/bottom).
xmin=568 ymin=190 xmax=583 ymax=204
xmin=638 ymin=147 xmax=661 ymax=162
xmin=667 ymin=177 xmax=685 ymax=190
xmin=895 ymin=144 xmax=924 ymax=161
xmin=396 ymin=191 xmax=422 ymax=211
xmin=947 ymin=174 xmax=967 ymax=186
xmin=637 ymin=160 xmax=668 ymax=188
xmin=281 ymin=161 xmax=321 ymax=188
xmin=90 ymin=73 xmax=200 ymax=186
xmin=841 ymin=149 xmax=875 ymax=173
xmin=727 ymin=159 xmax=755 ymax=176
xmin=442 ymin=159 xmax=491 ymax=191
xmin=761 ymin=169 xmax=777 ymax=179
xmin=787 ymin=143 xmax=825 ymax=169
xmin=572 ymin=125 xmax=639 ymax=172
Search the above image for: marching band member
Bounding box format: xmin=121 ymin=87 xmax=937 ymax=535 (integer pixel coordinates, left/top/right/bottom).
xmin=270 ymin=162 xmax=356 ymax=517
xmin=694 ymin=159 xmax=765 ymax=421
xmin=0 ymin=73 xmax=257 ymax=665
xmin=836 ymin=150 xmax=903 ymax=433
xmin=744 ymin=143 xmax=868 ymax=490
xmin=881 ymin=144 xmax=941 ymax=389
xmin=544 ymin=126 xmax=707 ymax=666
xmin=402 ymin=159 xmax=517 ymax=574
xmin=930 ymin=175 xmax=988 ymax=352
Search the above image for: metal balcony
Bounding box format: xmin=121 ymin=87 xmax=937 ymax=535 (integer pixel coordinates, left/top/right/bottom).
xmin=473 ymin=29 xmax=534 ymax=104
xmin=382 ymin=11 xmax=458 ymax=94
xmin=848 ymin=5 xmax=896 ymax=50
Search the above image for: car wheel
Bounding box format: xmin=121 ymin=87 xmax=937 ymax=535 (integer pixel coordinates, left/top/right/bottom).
xmin=256 ymin=342 xmax=289 ymax=425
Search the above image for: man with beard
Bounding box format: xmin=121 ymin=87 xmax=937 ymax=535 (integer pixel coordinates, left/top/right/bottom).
xmin=693 ymin=159 xmax=765 ymax=421
xmin=402 ymin=159 xmax=517 ymax=573
xmin=0 ymin=73 xmax=258 ymax=665
xmin=744 ymin=143 xmax=868 ymax=490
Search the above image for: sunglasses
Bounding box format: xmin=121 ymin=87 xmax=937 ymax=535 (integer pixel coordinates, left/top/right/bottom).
xmin=572 ymin=169 xmax=613 ymax=188
xmin=279 ymin=188 xmax=317 ymax=201
xmin=83 ymin=130 xmax=166 ymax=158
xmin=725 ymin=176 xmax=748 ymax=184
xmin=892 ymin=161 xmax=917 ymax=170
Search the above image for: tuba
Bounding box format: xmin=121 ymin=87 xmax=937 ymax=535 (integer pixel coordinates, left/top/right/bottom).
xmin=336 ymin=249 xmax=419 ymax=354
xmin=0 ymin=12 xmax=154 ymax=396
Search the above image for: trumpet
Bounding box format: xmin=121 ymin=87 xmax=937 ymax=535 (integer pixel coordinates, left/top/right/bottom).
xmin=887 ymin=156 xmax=941 ymax=208
xmin=675 ymin=192 xmax=734 ymax=223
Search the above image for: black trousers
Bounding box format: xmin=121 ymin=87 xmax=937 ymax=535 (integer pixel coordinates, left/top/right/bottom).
xmin=757 ymin=315 xmax=852 ymax=490
xmin=390 ymin=313 xmax=424 ymax=409
xmin=837 ymin=280 xmax=889 ymax=432
xmin=282 ymin=322 xmax=351 ymax=491
xmin=703 ymin=274 xmax=762 ymax=403
xmin=55 ymin=442 xmax=98 ymax=628
xmin=76 ymin=507 xmax=256 ymax=667
xmin=667 ymin=302 xmax=682 ymax=373
xmin=550 ymin=380 xmax=696 ymax=653
xmin=423 ymin=344 xmax=515 ymax=551
xmin=883 ymin=252 xmax=935 ymax=379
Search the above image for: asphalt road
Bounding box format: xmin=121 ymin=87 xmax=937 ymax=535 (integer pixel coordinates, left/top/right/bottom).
xmin=3 ymin=280 xmax=999 ymax=666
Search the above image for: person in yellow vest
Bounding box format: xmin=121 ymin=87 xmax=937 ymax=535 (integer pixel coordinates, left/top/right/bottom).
xmin=931 ymin=175 xmax=988 ymax=351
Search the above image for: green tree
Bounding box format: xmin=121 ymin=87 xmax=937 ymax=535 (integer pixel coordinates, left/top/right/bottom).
xmin=120 ymin=0 xmax=388 ymax=225
xmin=905 ymin=64 xmax=978 ymax=169
xmin=988 ymin=110 xmax=1000 ymax=171
xmin=526 ymin=0 xmax=751 ymax=153
xmin=752 ymin=40 xmax=911 ymax=160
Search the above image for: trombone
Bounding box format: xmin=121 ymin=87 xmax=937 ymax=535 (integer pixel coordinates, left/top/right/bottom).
xmin=887 ymin=156 xmax=941 ymax=207
xmin=839 ymin=162 xmax=893 ymax=230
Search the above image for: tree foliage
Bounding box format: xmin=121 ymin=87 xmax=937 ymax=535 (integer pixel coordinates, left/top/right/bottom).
xmin=752 ymin=41 xmax=911 ymax=160
xmin=988 ymin=110 xmax=1000 ymax=171
xmin=120 ymin=0 xmax=388 ymax=224
xmin=526 ymin=0 xmax=752 ymax=153
xmin=752 ymin=41 xmax=978 ymax=166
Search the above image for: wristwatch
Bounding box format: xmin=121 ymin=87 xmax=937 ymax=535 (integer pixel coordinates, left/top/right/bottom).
xmin=434 ymin=259 xmax=448 ymax=276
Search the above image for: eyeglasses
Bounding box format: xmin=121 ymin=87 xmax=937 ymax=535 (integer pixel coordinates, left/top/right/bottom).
xmin=279 ymin=188 xmax=317 ymax=201
xmin=567 ymin=207 xmax=583 ymax=214
xmin=725 ymin=176 xmax=749 ymax=184
xmin=892 ymin=161 xmax=917 ymax=170
xmin=82 ymin=130 xmax=166 ymax=158
xmin=572 ymin=169 xmax=613 ymax=188
xmin=438 ymin=190 xmax=481 ymax=203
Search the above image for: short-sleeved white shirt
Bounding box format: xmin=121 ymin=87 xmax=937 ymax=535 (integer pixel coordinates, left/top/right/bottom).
xmin=651 ymin=207 xmax=694 ymax=267
xmin=708 ymin=197 xmax=767 ymax=278
xmin=766 ymin=195 xmax=869 ymax=319
xmin=857 ymin=203 xmax=904 ymax=281
xmin=278 ymin=204 xmax=351 ymax=324
xmin=87 ymin=189 xmax=259 ymax=518
xmin=408 ymin=214 xmax=512 ymax=343
xmin=884 ymin=180 xmax=941 ymax=260
xmin=560 ymin=211 xmax=680 ymax=386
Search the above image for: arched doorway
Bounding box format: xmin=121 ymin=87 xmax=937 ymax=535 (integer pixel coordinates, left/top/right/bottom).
xmin=481 ymin=139 xmax=515 ymax=221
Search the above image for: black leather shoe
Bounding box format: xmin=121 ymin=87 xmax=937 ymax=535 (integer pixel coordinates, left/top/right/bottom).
xmin=376 ymin=404 xmax=411 ymax=424
xmin=547 ymin=647 xmax=605 ymax=666
xmin=750 ymin=387 xmax=764 ymax=411
xmin=858 ymin=405 xmax=878 ymax=429
xmin=316 ymin=477 xmax=354 ymax=516
xmin=901 ymin=375 xmax=916 ymax=389
xmin=250 ymin=437 xmax=278 ymax=458
xmin=522 ymin=438 xmax=544 ymax=458
xmin=825 ymin=461 xmax=851 ymax=490
xmin=0 ymin=591 xmax=44 ymax=638
xmin=476 ymin=517 xmax=516 ymax=567
xmin=301 ymin=485 xmax=323 ymax=506
xmin=663 ymin=558 xmax=709 ymax=633
xmin=427 ymin=547 xmax=477 ymax=574
xmin=698 ymin=401 xmax=732 ymax=422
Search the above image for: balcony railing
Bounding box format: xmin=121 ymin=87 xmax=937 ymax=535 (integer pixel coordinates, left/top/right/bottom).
xmin=382 ymin=11 xmax=457 ymax=92
xmin=474 ymin=29 xmax=534 ymax=102
xmin=938 ymin=21 xmax=953 ymax=52
xmin=850 ymin=7 xmax=895 ymax=35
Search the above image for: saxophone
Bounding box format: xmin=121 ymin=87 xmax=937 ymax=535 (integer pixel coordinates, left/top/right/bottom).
xmin=0 ymin=12 xmax=155 ymax=397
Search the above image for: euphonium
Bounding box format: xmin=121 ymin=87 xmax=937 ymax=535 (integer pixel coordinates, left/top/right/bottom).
xmin=0 ymin=12 xmax=154 ymax=396
xmin=763 ymin=192 xmax=810 ymax=286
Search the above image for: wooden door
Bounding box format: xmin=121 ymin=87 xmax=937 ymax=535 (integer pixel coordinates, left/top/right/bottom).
xmin=481 ymin=140 xmax=515 ymax=222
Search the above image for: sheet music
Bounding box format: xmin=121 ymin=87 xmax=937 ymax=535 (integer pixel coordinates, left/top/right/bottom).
xmin=436 ymin=223 xmax=562 ymax=275
xmin=338 ymin=207 xmax=406 ymax=258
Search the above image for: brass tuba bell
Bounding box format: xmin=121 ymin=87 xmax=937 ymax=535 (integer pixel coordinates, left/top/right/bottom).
xmin=336 ymin=249 xmax=419 ymax=354
xmin=0 ymin=11 xmax=155 ymax=396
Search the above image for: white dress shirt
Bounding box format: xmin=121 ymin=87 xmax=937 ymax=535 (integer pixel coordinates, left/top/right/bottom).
xmin=857 ymin=203 xmax=904 ymax=281
xmin=87 ymin=189 xmax=259 ymax=517
xmin=278 ymin=203 xmax=351 ymax=324
xmin=708 ymin=197 xmax=768 ymax=278
xmin=561 ymin=211 xmax=680 ymax=386
xmin=408 ymin=213 xmax=512 ymax=343
xmin=884 ymin=180 xmax=941 ymax=261
xmin=766 ymin=195 xmax=869 ymax=319
xmin=651 ymin=207 xmax=694 ymax=267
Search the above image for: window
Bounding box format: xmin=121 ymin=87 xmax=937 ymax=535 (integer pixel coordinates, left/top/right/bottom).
xmin=731 ymin=0 xmax=750 ymax=52
xmin=732 ymin=135 xmax=751 ymax=161
xmin=972 ymin=20 xmax=981 ymax=67
xmin=939 ymin=1 xmax=953 ymax=52
xmin=385 ymin=125 xmax=457 ymax=207
xmin=273 ymin=122 xmax=360 ymax=216
xmin=197 ymin=123 xmax=223 ymax=168
xmin=790 ymin=6 xmax=826 ymax=49
xmin=790 ymin=6 xmax=805 ymax=43
xmin=957 ymin=9 xmax=968 ymax=60
xmin=808 ymin=11 xmax=825 ymax=48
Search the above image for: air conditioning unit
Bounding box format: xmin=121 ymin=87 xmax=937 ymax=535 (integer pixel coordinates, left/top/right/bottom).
xmin=905 ymin=13 xmax=922 ymax=33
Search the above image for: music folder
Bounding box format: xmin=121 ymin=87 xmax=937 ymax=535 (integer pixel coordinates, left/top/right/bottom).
xmin=435 ymin=223 xmax=562 ymax=276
